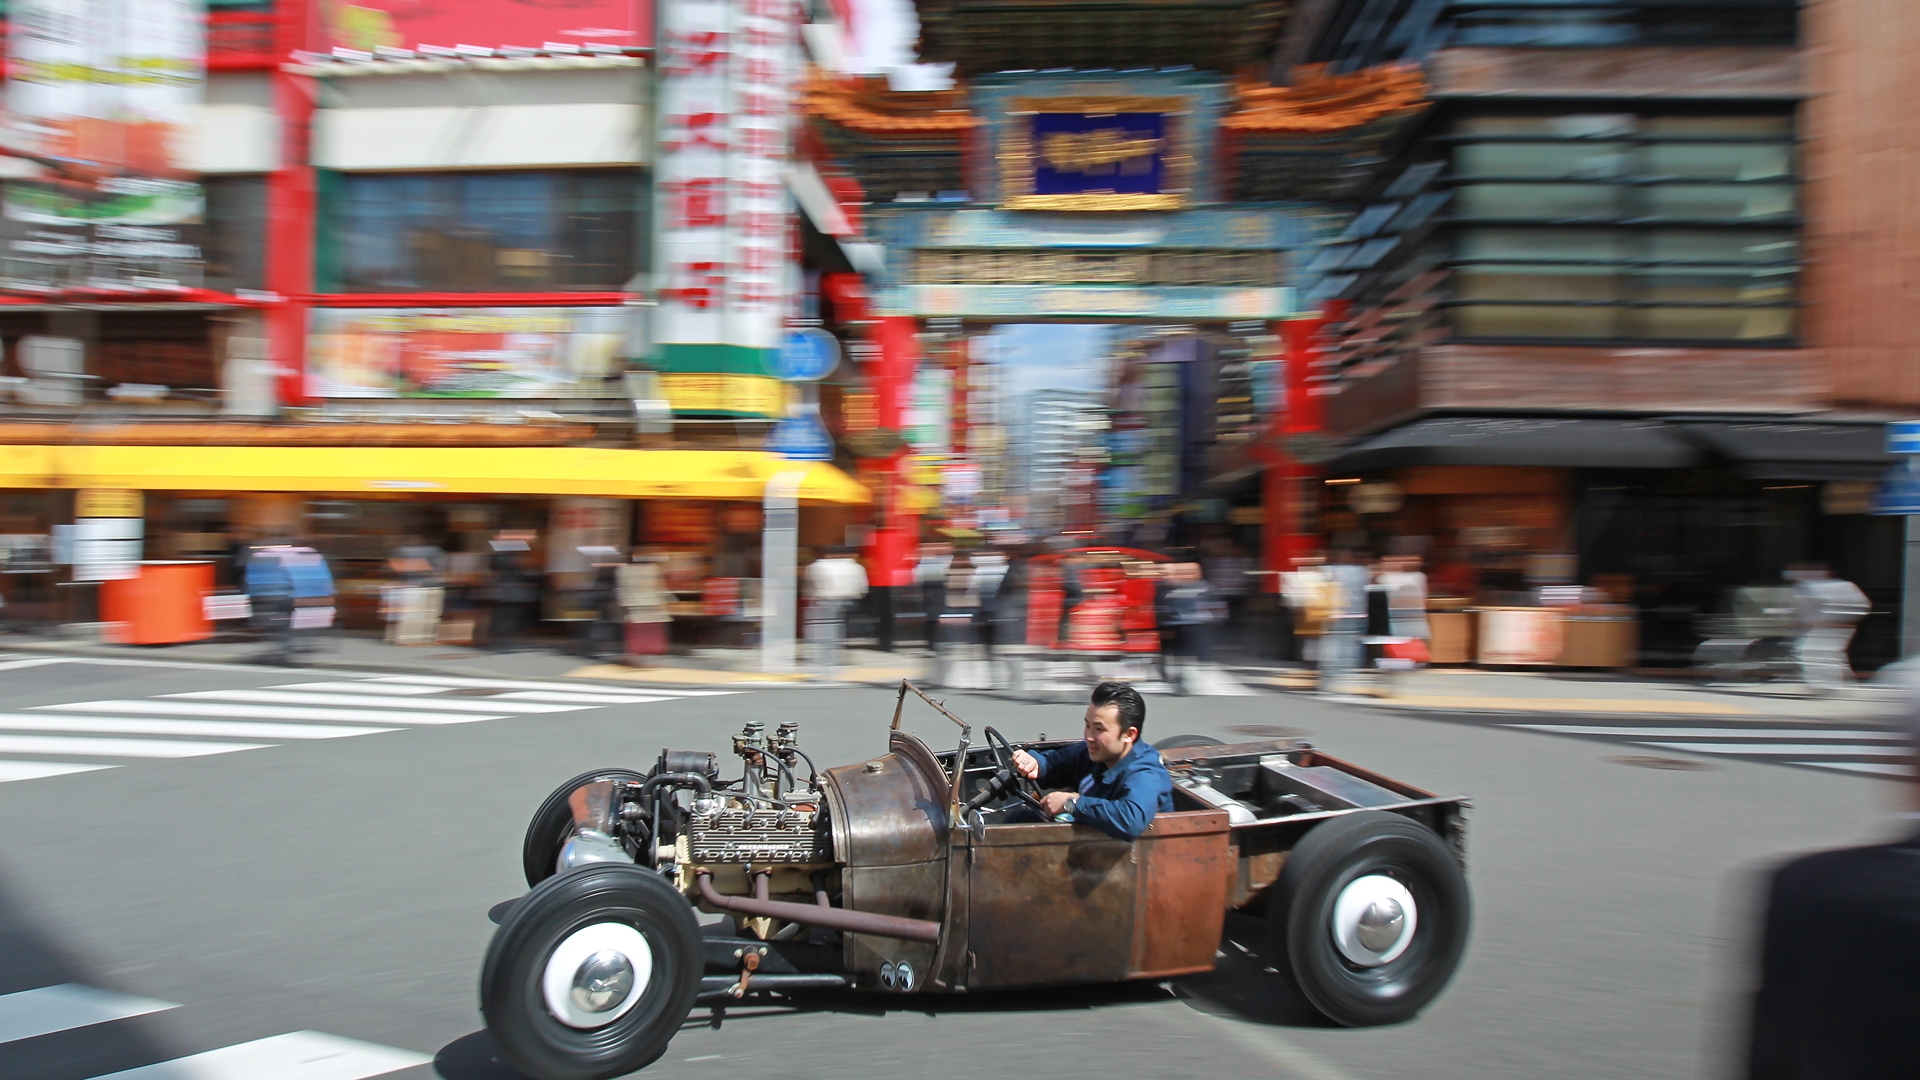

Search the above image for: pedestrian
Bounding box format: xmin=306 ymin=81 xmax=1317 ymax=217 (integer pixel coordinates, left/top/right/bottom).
xmin=243 ymin=543 xmax=295 ymax=663
xmin=804 ymin=546 xmax=868 ymax=673
xmin=1786 ymin=566 xmax=1869 ymax=692
xmin=934 ymin=552 xmax=978 ymax=686
xmin=1058 ymin=553 xmax=1085 ymax=648
xmin=1745 ymin=694 xmax=1920 ymax=1078
xmin=1163 ymin=563 xmax=1222 ymax=695
xmin=970 ymin=548 xmax=1009 ymax=687
xmin=385 ymin=541 xmax=447 ymax=647
xmin=1374 ymin=554 xmax=1433 ymax=683
xmin=914 ymin=542 xmax=953 ymax=653
xmin=616 ymin=553 xmax=672 ymax=664
xmin=1320 ymin=549 xmax=1371 ymax=694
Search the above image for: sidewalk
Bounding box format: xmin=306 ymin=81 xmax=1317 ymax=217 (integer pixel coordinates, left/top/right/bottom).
xmin=1286 ymin=666 xmax=1907 ymax=725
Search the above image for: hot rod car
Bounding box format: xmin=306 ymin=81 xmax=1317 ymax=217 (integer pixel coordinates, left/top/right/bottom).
xmin=480 ymin=682 xmax=1471 ymax=1080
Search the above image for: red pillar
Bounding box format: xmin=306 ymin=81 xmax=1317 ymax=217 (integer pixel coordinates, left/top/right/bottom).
xmin=266 ymin=0 xmax=316 ymax=406
xmin=1261 ymin=303 xmax=1345 ymax=588
xmin=867 ymin=315 xmax=921 ymax=588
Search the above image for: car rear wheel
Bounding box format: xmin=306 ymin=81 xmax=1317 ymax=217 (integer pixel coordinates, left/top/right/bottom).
xmin=1266 ymin=811 xmax=1470 ymax=1026
xmin=482 ymin=864 xmax=702 ymax=1080
xmin=524 ymin=769 xmax=647 ymax=887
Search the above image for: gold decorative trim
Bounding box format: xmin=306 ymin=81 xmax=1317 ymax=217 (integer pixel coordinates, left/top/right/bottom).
xmin=999 ymin=95 xmax=1196 ymax=213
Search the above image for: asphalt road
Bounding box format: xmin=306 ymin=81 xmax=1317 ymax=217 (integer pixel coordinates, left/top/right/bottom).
xmin=0 ymin=654 xmax=1904 ymax=1080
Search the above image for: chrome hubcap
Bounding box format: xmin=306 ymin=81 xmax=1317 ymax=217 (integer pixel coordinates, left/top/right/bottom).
xmin=570 ymin=950 xmax=635 ymax=1013
xmin=1332 ymin=875 xmax=1418 ymax=967
xmin=542 ymin=922 xmax=653 ymax=1029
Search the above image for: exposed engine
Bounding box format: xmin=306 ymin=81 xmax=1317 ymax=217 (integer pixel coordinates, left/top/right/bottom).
xmin=677 ymin=721 xmax=833 ymax=867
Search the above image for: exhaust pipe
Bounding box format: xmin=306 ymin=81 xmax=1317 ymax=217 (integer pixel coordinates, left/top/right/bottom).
xmin=695 ymin=872 xmax=940 ymax=944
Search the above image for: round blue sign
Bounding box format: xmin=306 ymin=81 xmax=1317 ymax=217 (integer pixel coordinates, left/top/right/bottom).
xmin=771 ymin=328 xmax=840 ymax=382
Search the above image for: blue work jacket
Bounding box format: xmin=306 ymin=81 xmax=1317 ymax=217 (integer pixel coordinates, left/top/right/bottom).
xmin=1031 ymin=740 xmax=1174 ymax=840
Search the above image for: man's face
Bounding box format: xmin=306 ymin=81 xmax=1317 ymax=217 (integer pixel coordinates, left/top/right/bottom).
xmin=1083 ymin=702 xmax=1136 ymax=767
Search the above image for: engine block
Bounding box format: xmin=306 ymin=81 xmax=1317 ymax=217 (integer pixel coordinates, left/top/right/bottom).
xmin=686 ymin=806 xmax=832 ymax=865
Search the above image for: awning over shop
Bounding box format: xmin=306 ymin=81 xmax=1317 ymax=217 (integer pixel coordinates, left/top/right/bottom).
xmin=1675 ymin=421 xmax=1896 ymax=481
xmin=1331 ymin=417 xmax=1702 ymax=472
xmin=0 ymin=446 xmax=871 ymax=505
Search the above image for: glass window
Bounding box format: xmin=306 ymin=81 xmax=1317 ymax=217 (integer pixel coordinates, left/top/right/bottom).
xmin=1645 ymin=231 xmax=1795 ymax=264
xmin=1454 ymin=183 xmax=1622 ymax=219
xmin=203 ymin=176 xmax=267 ymax=293
xmin=1454 ymin=142 xmax=1632 ymax=179
xmin=1454 ymin=266 xmax=1620 ymax=303
xmin=328 ymin=171 xmax=640 ymax=292
xmin=1641 ymin=183 xmax=1794 ymax=221
xmin=1458 ymin=228 xmax=1622 ymax=262
xmin=1453 ymin=305 xmax=1619 ymax=339
xmin=1456 ymin=115 xmax=1636 ymax=138
xmin=1642 ymin=142 xmax=1792 ymax=180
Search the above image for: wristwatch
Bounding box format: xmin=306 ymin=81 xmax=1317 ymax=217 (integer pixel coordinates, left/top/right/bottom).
xmin=1063 ymin=793 xmax=1080 ymax=815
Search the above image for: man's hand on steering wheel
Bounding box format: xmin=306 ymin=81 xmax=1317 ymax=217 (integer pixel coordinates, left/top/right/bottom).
xmin=982 ymin=727 xmax=1048 ymax=815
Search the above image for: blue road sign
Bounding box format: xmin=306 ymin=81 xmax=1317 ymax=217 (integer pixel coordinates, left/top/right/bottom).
xmin=1871 ymin=461 xmax=1920 ymax=515
xmin=771 ymin=328 xmax=840 ymax=382
xmin=766 ymin=412 xmax=835 ymax=461
xmin=1888 ymin=420 xmax=1920 ymax=455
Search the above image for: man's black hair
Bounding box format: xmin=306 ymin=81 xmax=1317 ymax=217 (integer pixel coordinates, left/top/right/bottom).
xmin=1089 ymin=680 xmax=1146 ymax=738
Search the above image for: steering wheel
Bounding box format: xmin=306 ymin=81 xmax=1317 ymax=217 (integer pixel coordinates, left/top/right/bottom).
xmin=980 ymin=726 xmax=1048 ymax=815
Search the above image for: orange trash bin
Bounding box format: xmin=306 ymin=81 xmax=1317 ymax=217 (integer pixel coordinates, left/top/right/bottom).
xmin=100 ymin=561 xmax=215 ymax=645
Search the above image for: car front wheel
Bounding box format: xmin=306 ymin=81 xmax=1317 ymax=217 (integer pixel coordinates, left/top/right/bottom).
xmin=482 ymin=864 xmax=702 ymax=1080
xmin=1267 ymin=811 xmax=1470 ymax=1026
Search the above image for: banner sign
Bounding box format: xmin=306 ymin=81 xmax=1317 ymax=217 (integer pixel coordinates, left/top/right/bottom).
xmin=308 ymin=308 xmax=626 ymax=398
xmin=322 ymin=0 xmax=648 ymax=54
xmin=3 ymin=0 xmax=205 ymax=291
xmin=654 ymin=0 xmax=801 ymax=364
xmin=1001 ymin=96 xmax=1193 ymax=212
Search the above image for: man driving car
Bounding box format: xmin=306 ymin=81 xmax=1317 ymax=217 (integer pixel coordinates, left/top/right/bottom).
xmin=1009 ymin=681 xmax=1173 ymax=840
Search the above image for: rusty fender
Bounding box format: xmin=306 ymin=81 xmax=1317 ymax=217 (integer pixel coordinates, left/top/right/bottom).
xmin=695 ymin=871 xmax=941 ymax=944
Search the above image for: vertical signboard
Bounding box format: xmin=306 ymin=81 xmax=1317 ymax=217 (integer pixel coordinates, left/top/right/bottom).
xmin=72 ymin=488 xmax=144 ymax=581
xmin=655 ymin=0 xmax=799 ymax=370
xmin=4 ymin=0 xmax=206 ymax=291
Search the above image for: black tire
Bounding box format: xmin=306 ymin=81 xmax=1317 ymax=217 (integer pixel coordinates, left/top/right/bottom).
xmin=1154 ymin=734 xmax=1226 ymax=750
xmin=523 ymin=769 xmax=648 ymax=888
xmin=482 ymin=864 xmax=702 ymax=1080
xmin=1266 ymin=811 xmax=1470 ymax=1027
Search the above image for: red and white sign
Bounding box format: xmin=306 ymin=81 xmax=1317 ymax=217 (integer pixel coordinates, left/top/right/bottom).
xmin=321 ymin=0 xmax=649 ymax=54
xmin=655 ymin=0 xmax=800 ymax=356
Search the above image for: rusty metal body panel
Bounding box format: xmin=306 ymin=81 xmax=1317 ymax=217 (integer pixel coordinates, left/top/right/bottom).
xmin=821 ymin=729 xmax=951 ymax=987
xmin=1127 ymin=809 xmax=1232 ymax=978
xmin=960 ymin=821 xmax=1137 ymax=989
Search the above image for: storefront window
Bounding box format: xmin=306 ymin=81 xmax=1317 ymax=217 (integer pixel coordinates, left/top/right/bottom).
xmin=324 ymin=170 xmax=641 ymax=293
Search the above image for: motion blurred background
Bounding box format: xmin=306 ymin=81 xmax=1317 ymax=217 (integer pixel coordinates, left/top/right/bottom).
xmin=0 ymin=0 xmax=1913 ymax=682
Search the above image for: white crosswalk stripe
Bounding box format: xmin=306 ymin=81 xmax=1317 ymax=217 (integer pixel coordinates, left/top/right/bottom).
xmin=0 ymin=714 xmax=398 ymax=740
xmin=0 ymin=735 xmax=267 ymax=758
xmin=36 ymin=701 xmax=504 ymax=725
xmin=87 ymin=1030 xmax=430 ymax=1080
xmin=0 ymin=984 xmax=176 ymax=1043
xmin=0 ymin=984 xmax=427 ymax=1080
xmin=0 ymin=670 xmax=748 ymax=785
xmin=162 ymin=689 xmax=588 ymax=713
xmin=1501 ymin=722 xmax=1916 ymax=776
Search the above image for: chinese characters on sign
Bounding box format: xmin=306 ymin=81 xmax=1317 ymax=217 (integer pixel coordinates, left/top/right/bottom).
xmin=656 ymin=0 xmax=800 ymax=356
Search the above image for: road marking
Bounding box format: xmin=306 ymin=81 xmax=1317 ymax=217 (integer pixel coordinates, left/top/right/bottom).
xmin=1634 ymin=741 xmax=1914 ymax=757
xmin=1790 ymin=760 xmax=1914 ymax=776
xmin=0 ymin=658 xmax=66 ymax=672
xmin=374 ymin=674 xmax=740 ymax=696
xmin=375 ymin=674 xmax=651 ymax=692
xmin=492 ymin=690 xmax=673 ymax=705
xmin=162 ymin=689 xmax=586 ymax=714
xmin=0 ymin=984 xmax=177 ymax=1044
xmin=0 ymin=760 xmax=117 ymax=782
xmin=1385 ymin=694 xmax=1757 ymax=715
xmin=266 ymin=682 xmax=446 ymax=696
xmin=35 ymin=701 xmax=499 ymax=725
xmin=0 ymin=715 xmax=397 ymax=740
xmin=87 ymin=1030 xmax=431 ymax=1080
xmin=0 ymin=735 xmax=268 ymax=758
xmin=1509 ymin=724 xmax=1908 ymax=741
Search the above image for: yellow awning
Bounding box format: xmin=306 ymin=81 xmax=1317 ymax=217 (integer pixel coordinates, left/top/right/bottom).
xmin=0 ymin=445 xmax=871 ymax=505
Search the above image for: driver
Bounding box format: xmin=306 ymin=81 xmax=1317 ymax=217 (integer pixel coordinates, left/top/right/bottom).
xmin=1009 ymin=681 xmax=1173 ymax=840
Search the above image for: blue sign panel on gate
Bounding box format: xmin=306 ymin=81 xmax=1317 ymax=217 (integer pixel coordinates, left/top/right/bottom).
xmin=1887 ymin=420 xmax=1920 ymax=455
xmin=1871 ymin=461 xmax=1920 ymax=515
xmin=770 ymin=328 xmax=840 ymax=382
xmin=766 ymin=412 xmax=835 ymax=461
